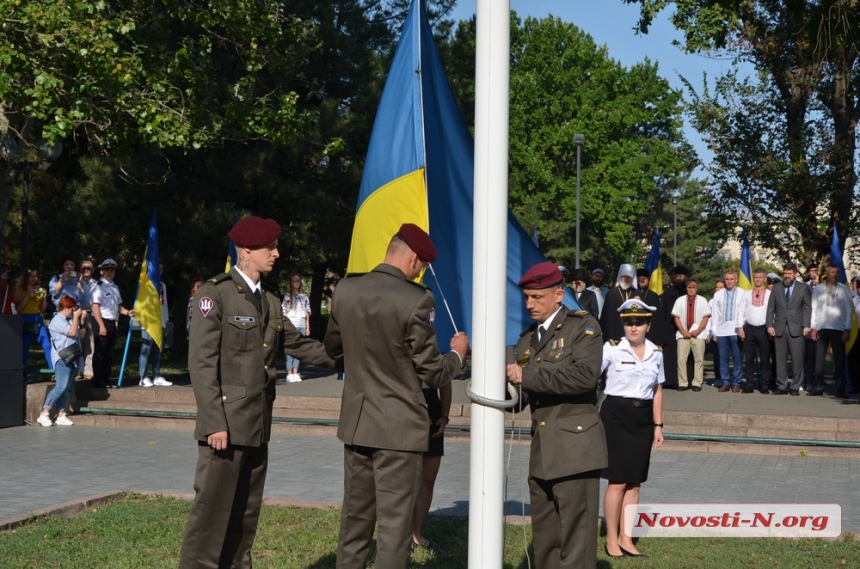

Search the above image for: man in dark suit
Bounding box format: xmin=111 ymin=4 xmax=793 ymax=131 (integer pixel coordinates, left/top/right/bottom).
xmin=766 ymin=262 xmax=811 ymax=395
xmin=563 ymin=266 xmax=599 ymax=320
xmin=506 ymin=262 xmax=607 ymax=569
xmin=325 ymin=223 xmax=469 ymax=569
xmin=179 ymin=217 xmax=337 ymax=569
xmin=656 ymin=266 xmax=689 ymax=389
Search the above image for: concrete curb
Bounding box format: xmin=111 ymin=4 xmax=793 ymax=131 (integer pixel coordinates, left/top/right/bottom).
xmin=0 ymin=490 xmax=126 ymax=532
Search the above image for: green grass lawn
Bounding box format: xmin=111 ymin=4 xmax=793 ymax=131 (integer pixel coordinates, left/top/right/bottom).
xmin=0 ymin=495 xmax=856 ymax=568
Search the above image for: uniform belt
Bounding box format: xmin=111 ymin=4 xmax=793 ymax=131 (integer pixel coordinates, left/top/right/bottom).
xmin=744 ymin=323 xmax=767 ymax=328
xmin=605 ymin=394 xmax=653 ymax=408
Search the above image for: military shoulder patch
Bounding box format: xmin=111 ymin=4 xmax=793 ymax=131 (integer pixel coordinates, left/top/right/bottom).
xmin=573 ymin=310 xmax=590 ymax=316
xmin=198 ymin=296 xmax=214 ymax=318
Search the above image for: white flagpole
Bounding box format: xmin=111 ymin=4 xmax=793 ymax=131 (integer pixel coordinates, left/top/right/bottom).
xmin=469 ymin=0 xmax=510 ymax=566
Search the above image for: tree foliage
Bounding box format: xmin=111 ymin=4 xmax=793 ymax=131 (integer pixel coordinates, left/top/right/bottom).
xmin=626 ymin=0 xmax=860 ymax=264
xmin=440 ymin=14 xmax=718 ymax=276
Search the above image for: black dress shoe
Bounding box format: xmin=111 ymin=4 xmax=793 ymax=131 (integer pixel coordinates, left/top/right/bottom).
xmin=677 ymin=386 xmax=689 ymax=392
xmin=835 ymin=391 xmax=849 ymax=399
xmin=759 ymin=387 xmax=770 ymax=395
xmin=692 ymin=386 xmax=702 ymax=392
xmin=772 ymin=389 xmax=787 ymax=395
xmin=742 ymin=385 xmax=755 ymax=393
xmin=604 ymin=545 xmax=623 ymax=559
xmin=789 ymin=390 xmax=800 ymax=396
xmin=807 ymin=390 xmax=824 ymax=396
xmin=620 ymin=546 xmax=646 ymax=558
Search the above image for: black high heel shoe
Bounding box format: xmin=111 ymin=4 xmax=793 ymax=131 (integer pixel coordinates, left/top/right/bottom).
xmin=620 ymin=545 xmax=646 ymax=557
xmin=604 ymin=545 xmax=623 ymax=559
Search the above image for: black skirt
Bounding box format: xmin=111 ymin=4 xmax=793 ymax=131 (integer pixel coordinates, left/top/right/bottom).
xmin=600 ymin=395 xmax=655 ymax=484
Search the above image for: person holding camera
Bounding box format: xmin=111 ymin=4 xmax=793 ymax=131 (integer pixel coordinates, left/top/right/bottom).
xmin=37 ymin=295 xmax=84 ymax=427
xmin=48 ymin=257 xmax=85 ymax=306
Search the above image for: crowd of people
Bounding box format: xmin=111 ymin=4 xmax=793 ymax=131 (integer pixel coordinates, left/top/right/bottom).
xmin=564 ymin=262 xmax=860 ymax=397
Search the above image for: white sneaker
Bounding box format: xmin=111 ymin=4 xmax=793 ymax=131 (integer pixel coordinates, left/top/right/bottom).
xmin=287 ymin=373 xmax=301 ymax=383
xmin=139 ymin=377 xmax=154 ymax=387
xmin=152 ymin=376 xmax=173 ymax=386
xmin=55 ymin=415 xmax=74 ymax=426
xmin=37 ymin=414 xmax=53 ymax=427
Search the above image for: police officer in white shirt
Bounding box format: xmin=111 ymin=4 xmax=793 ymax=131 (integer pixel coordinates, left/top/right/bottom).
xmin=91 ymin=258 xmax=134 ymax=388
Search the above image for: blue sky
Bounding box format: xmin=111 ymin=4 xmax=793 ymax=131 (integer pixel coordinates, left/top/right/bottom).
xmin=448 ymin=0 xmax=748 ymax=172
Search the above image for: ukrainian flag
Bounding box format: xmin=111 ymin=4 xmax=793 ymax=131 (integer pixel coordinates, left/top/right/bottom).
xmin=738 ymin=227 xmax=753 ymax=290
xmin=348 ymin=0 xmax=573 ymax=346
xmin=645 ymin=228 xmax=662 ymax=295
xmin=830 ymin=224 xmax=858 ymax=352
xmin=136 ymin=210 xmax=163 ymax=348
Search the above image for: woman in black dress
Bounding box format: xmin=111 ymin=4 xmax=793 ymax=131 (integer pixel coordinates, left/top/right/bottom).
xmin=600 ymin=299 xmax=664 ymax=558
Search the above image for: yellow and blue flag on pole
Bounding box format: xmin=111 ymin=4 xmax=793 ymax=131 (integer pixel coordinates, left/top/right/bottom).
xmin=738 ymin=227 xmax=753 ymax=290
xmin=645 ymin=229 xmax=662 ymax=295
xmin=830 ymin=224 xmax=858 ymax=352
xmin=348 ymin=0 xmax=575 ymax=346
xmin=225 ymin=216 xmax=238 ymax=272
xmin=136 ymin=210 xmax=162 ymax=348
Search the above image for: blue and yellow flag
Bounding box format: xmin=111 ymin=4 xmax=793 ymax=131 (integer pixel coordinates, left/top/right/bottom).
xmin=136 ymin=210 xmax=162 ymax=348
xmin=645 ymin=228 xmax=662 ymax=295
xmin=830 ymin=224 xmax=858 ymax=352
xmin=225 ymin=216 xmax=238 ymax=273
xmin=348 ymin=0 xmax=575 ymax=346
xmin=738 ymin=227 xmax=753 ymax=290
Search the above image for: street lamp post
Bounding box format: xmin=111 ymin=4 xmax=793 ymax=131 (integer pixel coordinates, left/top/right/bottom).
xmin=1 ymin=136 xmax=63 ymax=273
xmin=673 ymin=196 xmax=678 ymax=267
xmin=574 ymin=133 xmax=584 ymax=268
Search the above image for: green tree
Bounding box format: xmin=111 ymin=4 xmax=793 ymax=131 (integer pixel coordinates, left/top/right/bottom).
xmin=625 ymin=0 xmax=860 ymax=264
xmin=441 ymin=14 xmax=702 ymax=273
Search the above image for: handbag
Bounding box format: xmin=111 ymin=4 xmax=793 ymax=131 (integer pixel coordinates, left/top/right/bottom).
xmin=23 ymin=321 xmax=41 ymax=336
xmin=58 ymin=344 xmax=82 ymax=366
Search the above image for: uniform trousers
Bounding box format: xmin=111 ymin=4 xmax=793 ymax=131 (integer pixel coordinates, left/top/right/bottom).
xmin=179 ymin=442 xmax=268 ymax=569
xmin=774 ymin=332 xmax=805 ymax=392
xmin=677 ymin=337 xmax=706 ymax=388
xmin=814 ymin=329 xmax=846 ymax=393
xmin=337 ymin=445 xmax=422 ymax=569
xmin=92 ymin=319 xmax=117 ymax=388
xmin=529 ymin=471 xmax=600 ymax=569
xmin=743 ymin=324 xmax=771 ymax=388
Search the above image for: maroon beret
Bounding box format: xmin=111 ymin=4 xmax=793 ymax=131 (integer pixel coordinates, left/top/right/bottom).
xmin=397 ymin=223 xmax=437 ymax=263
xmin=228 ymin=216 xmax=281 ymax=248
xmin=518 ymin=262 xmax=564 ymax=289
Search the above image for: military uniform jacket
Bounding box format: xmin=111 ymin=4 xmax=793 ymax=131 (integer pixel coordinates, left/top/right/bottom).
xmin=324 ymin=263 xmax=464 ymax=452
xmin=515 ymin=306 xmax=608 ymax=481
xmin=189 ymin=268 xmax=334 ymax=447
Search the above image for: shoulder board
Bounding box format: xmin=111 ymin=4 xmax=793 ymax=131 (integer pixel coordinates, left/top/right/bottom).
xmin=656 ymin=345 xmax=663 ymax=352
xmin=608 ymin=339 xmax=618 ymax=346
xmin=407 ymin=279 xmax=430 ymax=291
xmin=519 ymin=324 xmax=537 ymax=338
xmin=96 ymin=280 xmax=104 ymax=286
xmin=344 ymin=272 xmax=366 ymax=278
xmin=571 ymin=310 xmax=590 ymax=317
xmin=208 ymin=273 xmax=232 ymax=285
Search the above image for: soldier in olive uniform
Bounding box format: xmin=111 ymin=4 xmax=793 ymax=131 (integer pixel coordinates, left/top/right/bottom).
xmin=179 ymin=217 xmax=337 ymax=569
xmin=506 ymin=261 xmax=607 ymax=569
xmin=325 ymin=223 xmax=469 ymax=569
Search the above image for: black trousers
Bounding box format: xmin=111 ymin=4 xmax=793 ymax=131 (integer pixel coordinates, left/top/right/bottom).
xmin=92 ymin=319 xmax=117 ymax=388
xmin=743 ymin=324 xmax=771 ymax=387
xmin=814 ymin=329 xmax=847 ymax=393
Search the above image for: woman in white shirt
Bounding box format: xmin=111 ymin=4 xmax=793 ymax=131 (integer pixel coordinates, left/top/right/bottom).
xmin=600 ymin=299 xmax=664 ymax=558
xmin=282 ymin=272 xmax=312 ymax=383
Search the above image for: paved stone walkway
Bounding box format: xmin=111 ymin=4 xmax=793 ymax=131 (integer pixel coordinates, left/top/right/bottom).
xmin=2 ymin=425 xmax=858 ymax=533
